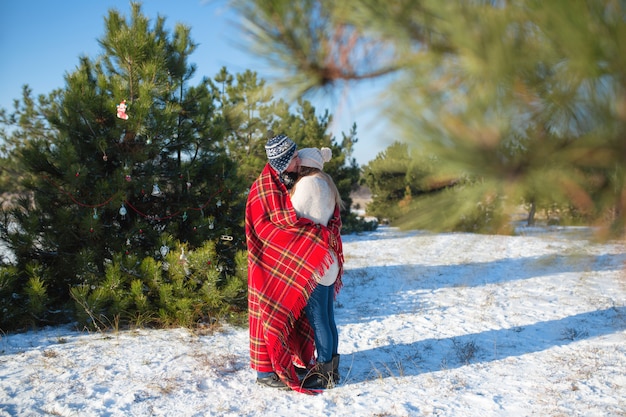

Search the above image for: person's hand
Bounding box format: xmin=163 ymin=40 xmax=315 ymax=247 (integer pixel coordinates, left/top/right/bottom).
xmin=328 ymin=229 xmax=338 ymax=252
xmin=316 ymin=224 xmax=336 ymax=251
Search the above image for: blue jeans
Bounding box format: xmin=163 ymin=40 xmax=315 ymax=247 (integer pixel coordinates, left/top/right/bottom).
xmin=304 ymin=283 xmax=338 ymax=363
xmin=256 ymin=283 xmax=338 ymax=378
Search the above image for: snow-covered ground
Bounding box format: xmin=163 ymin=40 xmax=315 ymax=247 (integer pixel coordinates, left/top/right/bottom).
xmin=1 ymin=226 xmax=625 ymax=416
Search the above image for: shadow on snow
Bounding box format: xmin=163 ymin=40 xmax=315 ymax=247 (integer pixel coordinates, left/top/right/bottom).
xmin=337 ymin=235 xmax=626 ymax=384
xmin=338 ymin=250 xmax=626 ymax=324
xmin=340 ymin=306 xmax=626 ymax=385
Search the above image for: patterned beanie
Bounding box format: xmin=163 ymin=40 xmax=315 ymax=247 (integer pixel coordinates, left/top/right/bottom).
xmin=298 ymin=147 xmax=332 ymax=170
xmin=265 ymin=134 xmax=297 ymax=173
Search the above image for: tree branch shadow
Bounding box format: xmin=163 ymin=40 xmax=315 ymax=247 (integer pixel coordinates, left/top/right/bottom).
xmin=339 ymin=306 xmax=626 ymax=385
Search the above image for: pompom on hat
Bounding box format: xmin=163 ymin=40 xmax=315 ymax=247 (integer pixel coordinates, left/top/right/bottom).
xmin=298 ymin=147 xmax=332 ymax=170
xmin=265 ymin=133 xmax=297 ymax=173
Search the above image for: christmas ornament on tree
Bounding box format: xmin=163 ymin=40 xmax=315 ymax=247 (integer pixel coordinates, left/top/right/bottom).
xmin=179 ymin=247 xmax=190 ymax=275
xmin=116 ymin=100 xmax=129 ymax=120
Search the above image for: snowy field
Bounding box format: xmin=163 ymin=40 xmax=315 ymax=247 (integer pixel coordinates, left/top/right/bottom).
xmin=1 ymin=226 xmax=625 ymax=417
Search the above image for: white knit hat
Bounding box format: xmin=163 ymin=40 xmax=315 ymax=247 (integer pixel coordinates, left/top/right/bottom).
xmin=298 ymin=147 xmax=332 ymax=170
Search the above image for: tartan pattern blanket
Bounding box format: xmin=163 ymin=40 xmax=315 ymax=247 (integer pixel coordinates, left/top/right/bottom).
xmin=246 ymin=164 xmax=343 ymax=393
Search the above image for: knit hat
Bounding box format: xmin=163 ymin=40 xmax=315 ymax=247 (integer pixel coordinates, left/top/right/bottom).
xmin=298 ymin=147 xmax=332 ymax=170
xmin=265 ymin=134 xmax=297 ymax=173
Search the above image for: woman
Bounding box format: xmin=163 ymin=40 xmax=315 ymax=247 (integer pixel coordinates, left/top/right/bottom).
xmin=290 ymin=147 xmax=345 ymax=389
xmin=246 ymin=135 xmax=340 ymax=394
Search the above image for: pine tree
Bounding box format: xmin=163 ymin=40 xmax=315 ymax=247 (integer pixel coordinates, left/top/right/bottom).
xmin=0 ymin=4 xmax=246 ymax=329
xmin=217 ymin=68 xmax=276 ymax=184
xmin=230 ymin=0 xmax=626 ymax=236
xmin=216 ymin=67 xmax=364 ymax=228
xmin=362 ymin=142 xmax=414 ymax=222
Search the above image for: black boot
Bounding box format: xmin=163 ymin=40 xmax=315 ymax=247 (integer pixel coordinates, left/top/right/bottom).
xmin=331 ymin=354 xmax=340 ymax=384
xmin=301 ymin=360 xmax=334 ymax=389
xmin=294 ymin=365 xmax=309 ymax=379
xmin=256 ymin=372 xmax=290 ymax=390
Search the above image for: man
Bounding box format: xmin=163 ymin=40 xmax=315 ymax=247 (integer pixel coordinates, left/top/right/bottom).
xmin=245 ymin=133 xmax=341 ymax=393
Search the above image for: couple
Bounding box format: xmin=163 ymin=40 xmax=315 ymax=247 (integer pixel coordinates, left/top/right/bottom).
xmin=245 ymin=133 xmax=344 ymax=394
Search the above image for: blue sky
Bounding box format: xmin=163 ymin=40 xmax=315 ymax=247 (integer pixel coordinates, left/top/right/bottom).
xmin=0 ymin=0 xmax=388 ymax=165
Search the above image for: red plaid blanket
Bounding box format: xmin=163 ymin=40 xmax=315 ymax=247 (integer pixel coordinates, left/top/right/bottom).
xmin=246 ymin=164 xmax=343 ymax=393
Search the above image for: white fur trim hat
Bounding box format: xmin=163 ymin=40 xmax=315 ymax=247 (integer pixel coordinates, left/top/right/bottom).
xmin=298 ymin=147 xmax=332 ymax=170
xmin=265 ymin=134 xmax=297 ymax=173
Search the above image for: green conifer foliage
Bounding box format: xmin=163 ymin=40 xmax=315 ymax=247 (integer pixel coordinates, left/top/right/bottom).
xmin=232 ymin=0 xmax=626 ymax=236
xmin=0 ymin=4 xmax=247 ymax=330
